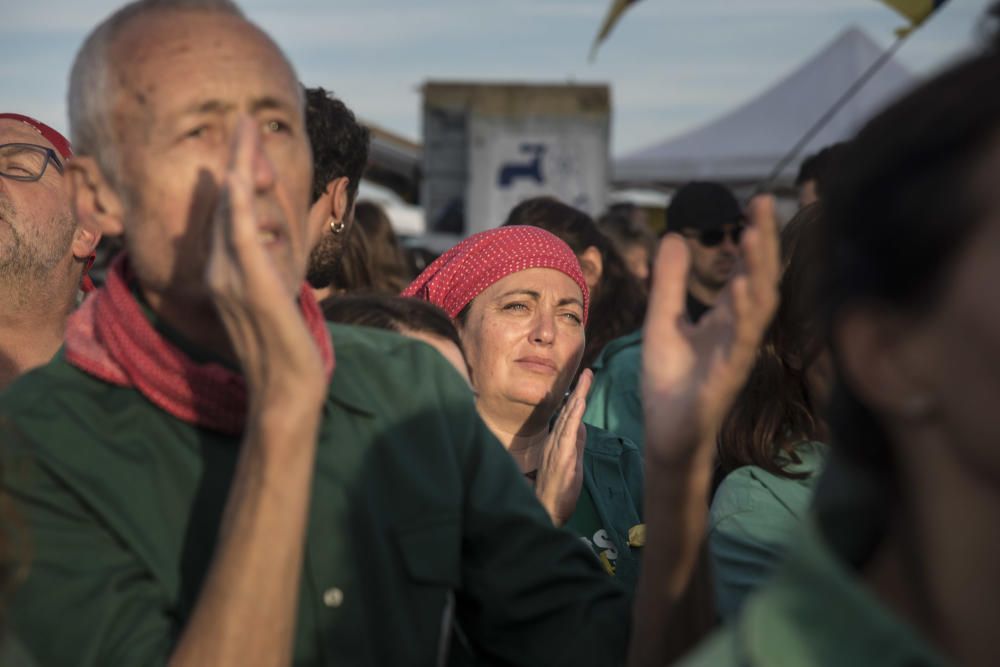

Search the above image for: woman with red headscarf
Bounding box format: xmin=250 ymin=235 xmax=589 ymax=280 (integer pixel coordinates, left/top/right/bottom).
xmin=404 ymin=226 xmax=644 ymax=589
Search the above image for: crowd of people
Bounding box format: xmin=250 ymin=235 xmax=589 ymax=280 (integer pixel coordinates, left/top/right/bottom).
xmin=0 ymin=0 xmax=997 ymax=665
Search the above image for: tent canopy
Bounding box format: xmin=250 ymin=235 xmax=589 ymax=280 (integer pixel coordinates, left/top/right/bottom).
xmin=614 ymin=26 xmax=915 ymax=189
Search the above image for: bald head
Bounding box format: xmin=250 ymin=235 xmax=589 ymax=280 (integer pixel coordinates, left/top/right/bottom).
xmin=67 ymin=0 xmax=299 ymax=185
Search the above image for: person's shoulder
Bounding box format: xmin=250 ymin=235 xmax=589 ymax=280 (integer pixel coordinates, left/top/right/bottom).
xmin=327 ymin=322 xmax=453 ymax=378
xmin=325 ymin=322 xmax=472 ymax=412
xmin=0 ymin=351 xmax=106 ymax=419
xmin=710 ymin=465 xmax=789 ymax=523
xmin=591 ymin=329 xmax=642 ymax=372
xmin=326 ymin=321 xmax=414 ymax=355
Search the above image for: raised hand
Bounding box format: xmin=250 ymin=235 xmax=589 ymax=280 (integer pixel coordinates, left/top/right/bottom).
xmin=642 ymin=195 xmax=780 ymax=468
xmin=627 ymin=196 xmax=780 ymax=667
xmin=205 ymin=116 xmax=325 ymax=405
xmin=535 ymin=368 xmax=593 ymax=526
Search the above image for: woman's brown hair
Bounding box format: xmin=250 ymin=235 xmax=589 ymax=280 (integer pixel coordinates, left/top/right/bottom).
xmin=717 ymin=204 xmax=826 ymax=477
xmin=353 ymin=201 xmax=412 ymax=294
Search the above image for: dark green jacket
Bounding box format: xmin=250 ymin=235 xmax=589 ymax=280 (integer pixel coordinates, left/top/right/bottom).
xmin=567 ymin=426 xmax=643 ymax=591
xmin=583 ymin=331 xmax=644 ymax=450
xmin=0 ymin=324 xmax=630 ymax=666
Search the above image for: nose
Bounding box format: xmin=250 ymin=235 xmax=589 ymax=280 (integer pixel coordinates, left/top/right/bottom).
xmin=251 ymin=136 xmax=277 ymax=194
xmin=529 ymin=310 xmax=556 ymax=345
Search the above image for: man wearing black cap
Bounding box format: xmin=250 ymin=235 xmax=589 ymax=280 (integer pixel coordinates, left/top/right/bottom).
xmin=665 ymin=181 xmax=744 ymax=323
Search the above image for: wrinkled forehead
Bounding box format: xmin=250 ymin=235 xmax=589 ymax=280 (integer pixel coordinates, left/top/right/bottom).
xmin=0 ymin=119 xmax=59 ymax=152
xmin=108 ymin=10 xmax=302 ymax=125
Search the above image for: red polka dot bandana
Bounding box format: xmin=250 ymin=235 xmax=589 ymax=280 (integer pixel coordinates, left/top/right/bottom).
xmin=402 ymin=225 xmax=589 ymax=323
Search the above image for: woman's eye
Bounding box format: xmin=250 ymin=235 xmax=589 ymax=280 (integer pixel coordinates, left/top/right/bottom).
xmin=561 ymin=312 xmax=583 ymax=325
xmin=183 ymin=125 xmax=211 ymax=140
xmin=503 ymin=302 xmax=528 ymax=312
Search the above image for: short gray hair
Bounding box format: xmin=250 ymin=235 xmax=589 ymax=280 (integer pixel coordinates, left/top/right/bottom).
xmin=67 ymin=0 xmax=245 ymax=182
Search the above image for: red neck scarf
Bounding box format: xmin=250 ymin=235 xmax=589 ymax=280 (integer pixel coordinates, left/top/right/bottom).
xmin=65 ymin=255 xmax=334 ymax=435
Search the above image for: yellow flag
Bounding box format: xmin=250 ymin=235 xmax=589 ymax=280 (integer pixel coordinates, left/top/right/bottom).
xmin=879 ymin=0 xmax=950 ymax=35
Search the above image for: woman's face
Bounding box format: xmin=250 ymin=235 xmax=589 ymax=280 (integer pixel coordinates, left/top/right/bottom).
xmin=459 ymin=268 xmax=585 ymax=419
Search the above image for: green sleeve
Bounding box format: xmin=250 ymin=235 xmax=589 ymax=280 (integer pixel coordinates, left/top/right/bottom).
xmin=584 ymin=348 xmax=645 ymax=449
xmin=3 ymin=448 xmax=172 ymax=667
xmin=707 ymin=474 xmax=802 ymax=621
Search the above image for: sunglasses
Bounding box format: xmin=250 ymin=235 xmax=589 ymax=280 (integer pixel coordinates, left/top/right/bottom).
xmin=683 ymin=225 xmax=745 ymax=248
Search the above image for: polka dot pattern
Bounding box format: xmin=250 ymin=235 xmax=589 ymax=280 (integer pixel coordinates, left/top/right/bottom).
xmin=401 ymin=226 xmax=590 ymax=323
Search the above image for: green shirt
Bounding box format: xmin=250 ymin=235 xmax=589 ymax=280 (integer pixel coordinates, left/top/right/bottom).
xmin=565 ymin=425 xmax=644 ymax=590
xmin=584 ymin=330 xmax=644 ymax=450
xmin=708 ymin=441 xmax=828 ymax=620
xmin=0 ymin=323 xmax=631 ymax=666
xmin=682 ymin=453 xmax=949 ymax=667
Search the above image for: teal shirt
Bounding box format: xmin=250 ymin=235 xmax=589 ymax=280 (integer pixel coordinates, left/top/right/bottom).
xmin=565 ymin=425 xmax=644 ymax=591
xmin=0 ymin=324 xmax=631 ymax=666
xmin=682 ymin=453 xmax=949 ymax=667
xmin=584 ymin=330 xmax=644 ymax=449
xmin=708 ymin=441 xmax=828 ymax=620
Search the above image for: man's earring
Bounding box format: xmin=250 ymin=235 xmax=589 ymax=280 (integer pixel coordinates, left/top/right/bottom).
xmin=329 ymin=218 xmax=345 ymax=234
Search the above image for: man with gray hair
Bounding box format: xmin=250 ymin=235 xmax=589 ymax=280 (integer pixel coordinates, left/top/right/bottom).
xmin=0 ymin=113 xmax=100 ymax=390
xmin=0 ymin=2 xmax=781 ymax=666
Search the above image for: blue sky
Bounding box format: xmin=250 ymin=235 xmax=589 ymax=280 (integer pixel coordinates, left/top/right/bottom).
xmin=1 ymin=0 xmax=988 ymax=156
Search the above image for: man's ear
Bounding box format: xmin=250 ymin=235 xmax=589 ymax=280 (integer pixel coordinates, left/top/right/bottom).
xmin=578 ymin=246 xmax=603 ymax=291
xmin=329 ymin=176 xmax=351 ymax=224
xmin=836 ymin=306 xmax=936 ymax=420
xmin=67 ymin=156 xmax=125 ymax=238
xmin=71 ymin=218 xmax=102 ymax=260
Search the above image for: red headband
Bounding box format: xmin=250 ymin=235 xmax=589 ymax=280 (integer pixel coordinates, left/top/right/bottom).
xmin=0 ymin=113 xmax=73 ymax=160
xmin=402 ymin=226 xmax=590 ymax=323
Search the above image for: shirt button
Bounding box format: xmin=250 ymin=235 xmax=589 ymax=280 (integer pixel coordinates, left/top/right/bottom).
xmin=323 ymin=587 xmax=344 ymax=608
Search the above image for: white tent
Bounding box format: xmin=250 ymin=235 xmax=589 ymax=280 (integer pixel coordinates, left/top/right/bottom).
xmin=614 ymin=26 xmax=915 ymax=188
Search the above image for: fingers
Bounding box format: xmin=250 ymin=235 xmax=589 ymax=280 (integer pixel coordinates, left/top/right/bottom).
xmin=226 ymin=117 xmax=262 ymax=254
xmin=742 ymin=195 xmax=780 ymax=313
xmin=645 ymin=234 xmax=690 ymax=342
xmin=573 ymin=368 xmax=593 ymax=405
xmin=730 ymin=195 xmax=780 ymax=361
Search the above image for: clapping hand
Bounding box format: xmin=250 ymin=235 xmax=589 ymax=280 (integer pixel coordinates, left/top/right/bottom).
xmin=535 ymin=369 xmax=594 ymax=527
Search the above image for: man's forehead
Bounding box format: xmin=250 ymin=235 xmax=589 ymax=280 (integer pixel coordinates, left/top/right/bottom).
xmin=112 ymin=10 xmax=298 ymax=98
xmin=0 ymin=119 xmax=58 ymax=152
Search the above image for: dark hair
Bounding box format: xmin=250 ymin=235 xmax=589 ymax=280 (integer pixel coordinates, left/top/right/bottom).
xmin=718 ymin=204 xmax=826 ymax=477
xmin=319 ymin=224 xmax=374 ymax=293
xmin=821 ymin=25 xmax=1000 ymax=476
xmin=502 ymin=197 xmax=647 ymax=371
xmin=304 ymin=87 xmax=370 ymax=206
xmin=795 ymin=142 xmax=849 ymax=199
xmin=321 ymin=294 xmax=466 ymax=367
xmin=597 ymin=211 xmax=657 ymax=268
xmin=354 ymin=201 xmax=411 ymax=293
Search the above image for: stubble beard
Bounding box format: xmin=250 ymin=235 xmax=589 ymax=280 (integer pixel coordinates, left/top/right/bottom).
xmin=306 ymin=231 xmax=344 ymax=289
xmin=0 ymin=198 xmax=77 ymax=303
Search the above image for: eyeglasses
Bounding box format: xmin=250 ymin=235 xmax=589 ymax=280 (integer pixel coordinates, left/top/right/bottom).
xmin=683 ymin=225 xmax=744 ymax=248
xmin=0 ymin=143 xmax=65 ymax=183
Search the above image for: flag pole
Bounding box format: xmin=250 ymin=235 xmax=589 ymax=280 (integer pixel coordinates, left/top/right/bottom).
xmin=758 ymin=31 xmax=911 ymax=192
